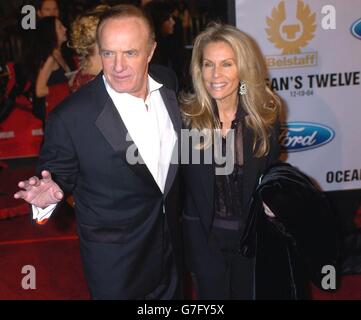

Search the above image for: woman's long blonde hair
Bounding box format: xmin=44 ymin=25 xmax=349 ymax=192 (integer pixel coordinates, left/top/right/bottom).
xmin=181 ymin=22 xmax=281 ymax=157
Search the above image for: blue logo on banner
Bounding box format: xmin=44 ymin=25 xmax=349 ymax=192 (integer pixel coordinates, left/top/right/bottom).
xmin=280 ymin=122 xmax=335 ymax=152
xmin=351 ymin=18 xmax=361 ymax=40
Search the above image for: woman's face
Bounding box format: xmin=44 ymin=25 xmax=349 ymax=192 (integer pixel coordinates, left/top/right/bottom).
xmin=55 ymin=19 xmax=67 ymax=46
xmin=38 ymin=0 xmax=59 ymax=18
xmin=201 ymin=41 xmax=240 ymax=106
xmin=161 ymin=16 xmax=175 ymax=36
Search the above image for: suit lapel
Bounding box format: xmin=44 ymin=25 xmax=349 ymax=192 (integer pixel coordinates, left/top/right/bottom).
xmin=93 ymin=75 xmax=157 ymax=189
xmin=94 ymin=96 xmax=129 ymax=153
xmin=243 ymin=121 xmax=255 ymax=211
xmin=160 ymin=86 xmax=181 ymax=197
xmin=93 ymin=74 xmax=182 ymax=196
xmin=242 ymin=119 xmax=266 ymax=213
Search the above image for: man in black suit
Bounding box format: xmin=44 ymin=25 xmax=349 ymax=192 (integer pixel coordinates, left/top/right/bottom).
xmin=14 ymin=5 xmax=182 ymax=299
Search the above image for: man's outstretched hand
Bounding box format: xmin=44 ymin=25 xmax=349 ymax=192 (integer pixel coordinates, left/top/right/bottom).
xmin=14 ymin=170 xmax=64 ymax=209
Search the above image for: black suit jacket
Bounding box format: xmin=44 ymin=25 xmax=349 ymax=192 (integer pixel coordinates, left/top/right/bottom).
xmin=181 ymin=115 xmax=282 ymax=298
xmin=37 ymin=70 xmax=182 ymax=299
xmin=181 ymin=117 xmax=280 ymax=239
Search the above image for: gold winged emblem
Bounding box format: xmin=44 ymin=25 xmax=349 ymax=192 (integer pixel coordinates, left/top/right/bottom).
xmin=266 ymin=0 xmax=316 ymax=54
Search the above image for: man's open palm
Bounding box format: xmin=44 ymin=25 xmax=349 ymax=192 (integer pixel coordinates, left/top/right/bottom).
xmin=14 ymin=170 xmax=64 ymax=209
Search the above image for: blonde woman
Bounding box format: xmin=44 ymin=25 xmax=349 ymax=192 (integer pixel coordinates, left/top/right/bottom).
xmin=68 ymin=5 xmax=109 ymax=92
xmin=180 ymin=23 xmax=288 ymax=299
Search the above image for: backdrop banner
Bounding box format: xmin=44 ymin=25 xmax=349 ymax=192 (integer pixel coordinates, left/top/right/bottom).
xmin=235 ymin=0 xmax=361 ymax=191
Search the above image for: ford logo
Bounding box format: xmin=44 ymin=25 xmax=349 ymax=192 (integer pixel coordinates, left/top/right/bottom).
xmin=351 ymin=18 xmax=361 ymax=40
xmin=280 ymin=122 xmax=335 ymax=152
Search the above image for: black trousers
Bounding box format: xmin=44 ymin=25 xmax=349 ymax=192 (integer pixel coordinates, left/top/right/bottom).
xmin=144 ymin=213 xmax=182 ymax=300
xmin=191 ymin=227 xmax=255 ymax=300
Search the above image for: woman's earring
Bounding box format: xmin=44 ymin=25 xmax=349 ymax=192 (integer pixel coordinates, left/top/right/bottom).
xmin=239 ymin=80 xmax=247 ymax=95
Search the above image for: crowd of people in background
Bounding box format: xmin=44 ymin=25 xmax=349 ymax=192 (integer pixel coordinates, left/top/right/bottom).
xmin=0 ymin=0 xmax=228 ymax=123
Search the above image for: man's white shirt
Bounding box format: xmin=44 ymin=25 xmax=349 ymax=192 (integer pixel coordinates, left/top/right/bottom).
xmin=33 ymin=75 xmax=177 ymax=221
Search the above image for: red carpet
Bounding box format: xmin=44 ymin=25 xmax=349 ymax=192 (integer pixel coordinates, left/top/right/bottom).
xmin=2 ymin=206 xmax=361 ymax=300
xmin=1 ymin=158 xmax=361 ymax=299
xmin=0 ymin=210 xmax=90 ymax=300
xmin=311 ymin=276 xmax=361 ymax=300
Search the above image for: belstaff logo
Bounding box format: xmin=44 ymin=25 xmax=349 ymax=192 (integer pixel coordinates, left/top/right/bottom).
xmin=265 ymin=1 xmax=318 ymax=69
xmin=266 ymin=0 xmax=316 ymax=54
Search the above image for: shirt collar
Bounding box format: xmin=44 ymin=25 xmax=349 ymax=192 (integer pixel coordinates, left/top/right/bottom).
xmin=148 ymin=75 xmax=163 ymax=94
xmin=102 ymin=74 xmax=163 ymax=101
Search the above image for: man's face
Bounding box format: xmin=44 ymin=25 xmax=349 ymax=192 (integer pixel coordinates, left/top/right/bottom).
xmin=38 ymin=0 xmax=59 ymax=18
xmin=98 ymin=17 xmax=156 ymax=99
